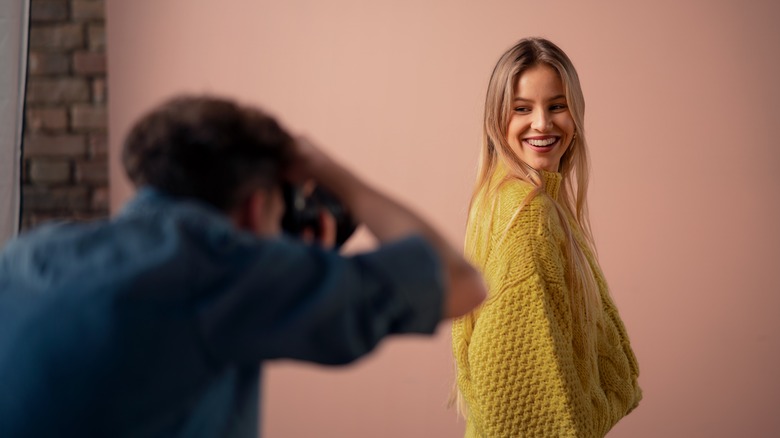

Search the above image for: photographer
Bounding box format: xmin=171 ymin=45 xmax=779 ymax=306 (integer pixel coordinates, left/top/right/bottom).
xmin=0 ymin=95 xmax=486 ymax=437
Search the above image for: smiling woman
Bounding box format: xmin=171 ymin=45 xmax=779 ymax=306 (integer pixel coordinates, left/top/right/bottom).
xmin=451 ymin=37 xmax=643 ymax=437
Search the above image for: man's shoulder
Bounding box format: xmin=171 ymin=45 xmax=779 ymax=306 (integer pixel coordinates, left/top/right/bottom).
xmin=3 ymin=219 xmax=102 ymax=258
xmin=0 ymin=211 xmax=206 ymax=292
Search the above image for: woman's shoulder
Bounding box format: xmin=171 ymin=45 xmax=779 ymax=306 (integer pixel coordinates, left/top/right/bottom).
xmin=493 ymin=178 xmax=557 ymax=224
xmin=495 ymin=177 xmax=535 ymax=201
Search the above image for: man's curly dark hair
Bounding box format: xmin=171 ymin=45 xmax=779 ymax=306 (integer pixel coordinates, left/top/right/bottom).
xmin=122 ymin=95 xmax=295 ymax=212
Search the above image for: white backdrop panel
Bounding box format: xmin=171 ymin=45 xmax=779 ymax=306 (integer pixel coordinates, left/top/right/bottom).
xmin=0 ymin=0 xmax=28 ymax=246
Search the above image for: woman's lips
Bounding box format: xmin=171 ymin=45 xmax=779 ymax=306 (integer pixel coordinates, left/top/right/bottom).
xmin=523 ymin=136 xmax=560 ymax=152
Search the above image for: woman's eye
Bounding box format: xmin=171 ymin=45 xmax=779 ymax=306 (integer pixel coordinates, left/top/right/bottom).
xmin=550 ymin=104 xmax=568 ymax=111
xmin=514 ymin=107 xmax=531 ymax=113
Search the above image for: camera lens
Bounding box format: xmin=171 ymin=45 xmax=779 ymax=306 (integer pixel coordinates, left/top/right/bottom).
xmin=281 ymin=183 xmax=357 ymax=247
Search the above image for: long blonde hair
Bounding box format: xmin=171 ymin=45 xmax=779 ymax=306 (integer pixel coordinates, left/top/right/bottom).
xmin=454 ymin=37 xmax=604 ymax=415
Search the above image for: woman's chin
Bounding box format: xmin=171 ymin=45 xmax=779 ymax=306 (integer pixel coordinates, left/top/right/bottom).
xmin=528 ymin=160 xmax=559 ymax=173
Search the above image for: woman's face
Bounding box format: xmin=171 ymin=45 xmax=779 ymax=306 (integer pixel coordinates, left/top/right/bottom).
xmin=506 ymin=64 xmax=575 ymax=173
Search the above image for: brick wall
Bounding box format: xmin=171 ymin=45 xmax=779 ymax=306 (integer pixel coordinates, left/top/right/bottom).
xmin=22 ymin=0 xmax=108 ymax=230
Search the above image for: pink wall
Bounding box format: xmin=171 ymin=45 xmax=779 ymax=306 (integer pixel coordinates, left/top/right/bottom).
xmin=107 ymin=1 xmax=780 ymax=436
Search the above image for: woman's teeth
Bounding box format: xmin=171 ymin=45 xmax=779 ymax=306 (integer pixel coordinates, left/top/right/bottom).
xmin=526 ymin=137 xmax=557 ymax=147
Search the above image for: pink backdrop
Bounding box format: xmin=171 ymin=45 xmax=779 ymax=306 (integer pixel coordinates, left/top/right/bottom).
xmin=107 ymin=1 xmax=780 ymax=436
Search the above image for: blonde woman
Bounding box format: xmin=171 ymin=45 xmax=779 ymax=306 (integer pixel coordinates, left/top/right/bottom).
xmin=452 ymin=37 xmax=642 ymax=437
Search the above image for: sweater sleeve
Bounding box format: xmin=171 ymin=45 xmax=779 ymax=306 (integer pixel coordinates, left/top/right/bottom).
xmin=465 ymin=190 xmax=588 ymax=437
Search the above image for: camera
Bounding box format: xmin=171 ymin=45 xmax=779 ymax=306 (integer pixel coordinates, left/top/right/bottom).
xmin=281 ymin=183 xmax=357 ymax=248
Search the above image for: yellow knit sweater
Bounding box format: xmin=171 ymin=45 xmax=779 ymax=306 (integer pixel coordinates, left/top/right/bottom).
xmin=452 ymin=169 xmax=642 ymax=437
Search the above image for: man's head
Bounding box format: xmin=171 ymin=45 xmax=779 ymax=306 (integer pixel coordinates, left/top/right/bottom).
xmin=122 ymin=95 xmax=294 ymax=235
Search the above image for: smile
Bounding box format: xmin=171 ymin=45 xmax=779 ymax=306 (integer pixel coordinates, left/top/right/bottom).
xmin=523 ymin=136 xmax=559 ymax=148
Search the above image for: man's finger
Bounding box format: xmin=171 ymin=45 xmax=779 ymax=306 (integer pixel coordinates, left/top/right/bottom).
xmin=319 ymin=209 xmax=337 ymax=250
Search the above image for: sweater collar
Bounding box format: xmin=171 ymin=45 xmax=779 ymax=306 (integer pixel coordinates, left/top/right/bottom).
xmin=540 ymin=169 xmax=562 ymax=200
xmin=494 ymin=163 xmax=562 ymax=200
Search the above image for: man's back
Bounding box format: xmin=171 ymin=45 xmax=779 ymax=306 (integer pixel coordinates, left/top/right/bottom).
xmin=0 ymin=191 xmax=267 ymax=436
xmin=0 ymin=189 xmax=445 ymax=437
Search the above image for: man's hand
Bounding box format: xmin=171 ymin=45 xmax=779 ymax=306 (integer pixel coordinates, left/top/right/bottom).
xmin=287 ymin=135 xmax=333 ymax=186
xmin=287 ymin=134 xmax=486 ymax=318
xmin=300 ymin=209 xmax=337 ymax=250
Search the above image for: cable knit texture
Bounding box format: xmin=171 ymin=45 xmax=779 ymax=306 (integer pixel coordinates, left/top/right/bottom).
xmin=452 ymin=169 xmax=642 ymax=437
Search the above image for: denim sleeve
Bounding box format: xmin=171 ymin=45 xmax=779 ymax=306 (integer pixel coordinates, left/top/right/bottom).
xmin=196 ymin=235 xmax=445 ymax=366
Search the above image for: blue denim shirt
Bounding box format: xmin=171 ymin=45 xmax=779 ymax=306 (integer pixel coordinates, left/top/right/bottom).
xmin=0 ymin=189 xmax=444 ymax=437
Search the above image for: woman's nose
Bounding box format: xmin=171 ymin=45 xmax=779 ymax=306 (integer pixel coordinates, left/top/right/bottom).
xmin=531 ymin=111 xmax=551 ymax=132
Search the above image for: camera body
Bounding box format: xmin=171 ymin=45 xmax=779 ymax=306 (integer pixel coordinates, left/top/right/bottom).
xmin=281 ymin=183 xmax=357 ymax=247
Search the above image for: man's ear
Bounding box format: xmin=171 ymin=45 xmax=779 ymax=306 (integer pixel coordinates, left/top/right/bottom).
xmin=229 ymin=189 xmax=270 ymax=233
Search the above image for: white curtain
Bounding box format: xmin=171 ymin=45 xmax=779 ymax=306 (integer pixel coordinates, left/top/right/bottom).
xmin=0 ymin=0 xmax=29 ymax=246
